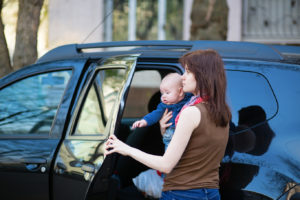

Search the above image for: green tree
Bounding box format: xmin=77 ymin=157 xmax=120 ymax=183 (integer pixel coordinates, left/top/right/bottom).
xmin=0 ymin=0 xmax=44 ymax=78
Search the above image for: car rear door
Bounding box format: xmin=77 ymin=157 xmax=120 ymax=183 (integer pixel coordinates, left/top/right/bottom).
xmin=0 ymin=60 xmax=87 ymax=200
xmin=52 ymin=55 xmax=138 ymax=200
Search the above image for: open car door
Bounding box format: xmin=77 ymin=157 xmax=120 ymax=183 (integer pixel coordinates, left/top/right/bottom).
xmin=52 ymin=55 xmax=139 ymax=200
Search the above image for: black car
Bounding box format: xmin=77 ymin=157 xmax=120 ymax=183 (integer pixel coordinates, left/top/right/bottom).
xmin=0 ymin=41 xmax=299 ymax=200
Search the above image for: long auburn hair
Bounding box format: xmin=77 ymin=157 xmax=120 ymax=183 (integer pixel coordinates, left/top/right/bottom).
xmin=179 ymin=49 xmax=231 ymax=127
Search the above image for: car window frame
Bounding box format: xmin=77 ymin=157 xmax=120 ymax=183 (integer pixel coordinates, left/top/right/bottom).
xmin=71 ymin=66 xmax=125 ymax=137
xmin=67 ymin=55 xmax=139 ymax=140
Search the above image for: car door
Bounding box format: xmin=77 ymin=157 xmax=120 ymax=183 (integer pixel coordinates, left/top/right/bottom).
xmin=52 ymin=55 xmax=138 ymax=200
xmin=0 ymin=60 xmax=87 ymax=200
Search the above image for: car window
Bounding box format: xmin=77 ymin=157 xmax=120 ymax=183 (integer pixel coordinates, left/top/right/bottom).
xmin=123 ymin=70 xmax=161 ymax=118
xmin=74 ymin=68 xmax=126 ymax=135
xmin=0 ymin=70 xmax=72 ymax=135
xmin=226 ymin=70 xmax=277 ymax=130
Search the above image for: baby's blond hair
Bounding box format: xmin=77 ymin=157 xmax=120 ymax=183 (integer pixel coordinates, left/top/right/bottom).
xmin=161 ymin=73 xmax=182 ymax=87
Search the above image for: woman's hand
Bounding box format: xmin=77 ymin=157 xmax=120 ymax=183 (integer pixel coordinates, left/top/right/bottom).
xmin=105 ymin=135 xmax=131 ymax=156
xmin=159 ymin=109 xmax=173 ymax=135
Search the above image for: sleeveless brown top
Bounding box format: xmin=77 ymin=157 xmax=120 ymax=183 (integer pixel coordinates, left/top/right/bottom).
xmin=163 ymin=103 xmax=229 ymax=191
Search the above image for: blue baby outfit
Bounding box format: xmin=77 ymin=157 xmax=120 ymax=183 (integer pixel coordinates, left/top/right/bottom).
xmin=143 ymin=93 xmax=192 ymax=128
xmin=143 ymin=93 xmax=192 ymax=149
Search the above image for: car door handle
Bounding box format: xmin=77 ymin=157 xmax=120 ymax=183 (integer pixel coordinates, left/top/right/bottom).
xmin=22 ymin=157 xmax=47 ymax=172
xmin=81 ymin=163 xmax=95 ymax=173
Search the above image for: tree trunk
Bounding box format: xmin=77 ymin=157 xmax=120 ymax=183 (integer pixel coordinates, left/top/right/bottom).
xmin=12 ymin=0 xmax=44 ymax=70
xmin=190 ymin=0 xmax=228 ymax=40
xmin=0 ymin=0 xmax=13 ymax=78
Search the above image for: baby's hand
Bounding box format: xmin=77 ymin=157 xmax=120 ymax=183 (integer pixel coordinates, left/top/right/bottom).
xmin=132 ymin=119 xmax=147 ymax=129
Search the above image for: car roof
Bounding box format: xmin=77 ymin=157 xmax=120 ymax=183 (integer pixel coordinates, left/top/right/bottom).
xmin=37 ymin=40 xmax=300 ymax=64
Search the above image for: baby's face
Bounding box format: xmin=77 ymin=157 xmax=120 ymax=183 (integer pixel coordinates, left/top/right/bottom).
xmin=160 ymin=80 xmax=183 ymax=105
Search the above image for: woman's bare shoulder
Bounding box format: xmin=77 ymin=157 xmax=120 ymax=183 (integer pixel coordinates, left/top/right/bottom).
xmin=181 ymin=105 xmax=201 ymax=115
xmin=179 ymin=106 xmax=201 ymax=127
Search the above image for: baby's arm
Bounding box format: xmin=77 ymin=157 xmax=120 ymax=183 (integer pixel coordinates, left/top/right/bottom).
xmin=132 ymin=119 xmax=148 ymax=129
xmin=143 ymin=103 xmax=165 ymax=126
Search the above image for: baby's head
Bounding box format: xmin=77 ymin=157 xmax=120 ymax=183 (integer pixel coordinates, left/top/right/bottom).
xmin=160 ymin=73 xmax=185 ymax=105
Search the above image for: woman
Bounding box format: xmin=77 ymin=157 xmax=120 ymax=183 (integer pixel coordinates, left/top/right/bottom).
xmin=105 ymin=49 xmax=231 ymax=200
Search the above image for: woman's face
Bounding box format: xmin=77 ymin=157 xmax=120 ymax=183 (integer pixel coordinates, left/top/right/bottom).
xmin=181 ymin=66 xmax=198 ymax=95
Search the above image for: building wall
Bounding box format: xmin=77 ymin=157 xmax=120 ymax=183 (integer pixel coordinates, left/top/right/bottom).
xmin=48 ymin=0 xmax=104 ymax=49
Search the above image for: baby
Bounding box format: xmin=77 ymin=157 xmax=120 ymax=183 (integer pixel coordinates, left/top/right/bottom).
xmin=132 ymin=72 xmax=192 ymax=149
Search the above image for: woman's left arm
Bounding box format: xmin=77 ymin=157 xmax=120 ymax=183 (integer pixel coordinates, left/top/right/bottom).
xmin=105 ymin=106 xmax=201 ymax=174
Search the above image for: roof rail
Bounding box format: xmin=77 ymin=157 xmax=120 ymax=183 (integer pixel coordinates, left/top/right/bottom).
xmin=76 ymin=40 xmax=193 ymax=49
xmin=190 ymin=41 xmax=284 ymax=61
xmin=37 ymin=40 xmax=284 ymax=64
xmin=37 ymin=41 xmax=193 ymax=63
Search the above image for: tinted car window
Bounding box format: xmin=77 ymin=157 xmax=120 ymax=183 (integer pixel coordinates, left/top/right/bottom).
xmin=224 ymin=70 xmax=278 ymax=156
xmin=0 ymin=70 xmax=72 ymax=135
xmin=75 ymin=68 xmax=126 ymax=135
xmin=227 ymin=70 xmax=277 ymax=129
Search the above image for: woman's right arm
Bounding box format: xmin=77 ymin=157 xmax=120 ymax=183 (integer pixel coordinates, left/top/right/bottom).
xmin=105 ymin=106 xmax=201 ymax=174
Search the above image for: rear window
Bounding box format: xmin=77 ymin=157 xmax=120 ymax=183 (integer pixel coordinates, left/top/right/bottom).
xmin=226 ymin=70 xmax=278 ymax=127
xmin=225 ymin=70 xmax=277 ymax=156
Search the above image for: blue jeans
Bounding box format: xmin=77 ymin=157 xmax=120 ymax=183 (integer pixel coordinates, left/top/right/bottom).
xmin=163 ymin=127 xmax=175 ymax=150
xmin=160 ymin=188 xmax=220 ymax=200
